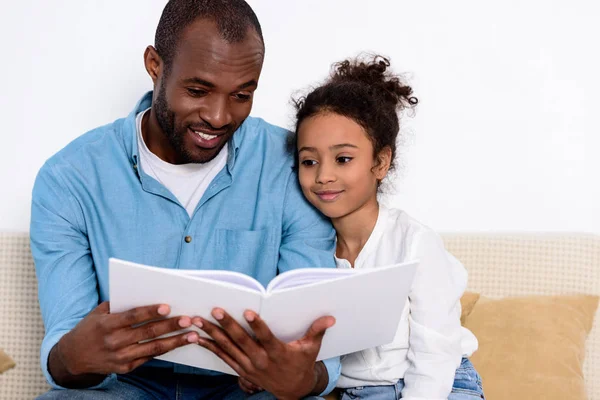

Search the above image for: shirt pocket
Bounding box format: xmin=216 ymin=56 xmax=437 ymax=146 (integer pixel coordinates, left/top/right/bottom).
xmin=213 ymin=229 xmax=276 ymax=276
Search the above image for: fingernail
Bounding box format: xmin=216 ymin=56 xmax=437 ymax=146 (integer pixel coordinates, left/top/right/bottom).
xmin=213 ymin=310 xmax=224 ymax=320
xmin=193 ymin=318 xmax=203 ymax=328
xmin=186 ymin=333 xmax=198 ymax=343
xmin=158 ymin=305 xmax=170 ymax=316
xmin=179 ymin=317 xmax=191 ymax=328
xmin=244 ymin=311 xmax=255 ymax=322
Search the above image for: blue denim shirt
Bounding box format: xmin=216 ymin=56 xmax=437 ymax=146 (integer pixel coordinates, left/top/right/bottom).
xmin=30 ymin=92 xmax=340 ymax=393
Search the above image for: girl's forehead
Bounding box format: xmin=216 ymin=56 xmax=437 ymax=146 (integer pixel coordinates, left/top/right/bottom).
xmin=298 ymin=113 xmax=370 ymax=146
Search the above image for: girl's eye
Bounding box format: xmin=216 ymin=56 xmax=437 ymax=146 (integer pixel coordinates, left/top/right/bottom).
xmin=300 ymin=160 xmax=317 ymax=167
xmin=336 ymin=156 xmax=353 ymax=164
xmin=187 ymin=88 xmax=208 ymax=97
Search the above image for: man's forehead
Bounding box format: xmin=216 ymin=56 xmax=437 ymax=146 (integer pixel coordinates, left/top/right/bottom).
xmin=176 ymin=19 xmax=264 ymax=67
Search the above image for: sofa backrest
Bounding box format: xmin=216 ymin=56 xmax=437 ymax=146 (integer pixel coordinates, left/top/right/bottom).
xmin=0 ymin=233 xmax=49 ymax=399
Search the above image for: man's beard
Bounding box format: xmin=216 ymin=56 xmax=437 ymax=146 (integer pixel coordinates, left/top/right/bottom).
xmin=154 ymin=84 xmax=234 ymax=164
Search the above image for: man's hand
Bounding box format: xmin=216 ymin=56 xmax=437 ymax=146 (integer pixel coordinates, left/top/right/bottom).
xmin=238 ymin=376 xmax=263 ymax=395
xmin=49 ymin=302 xmax=198 ymax=388
xmin=193 ymin=308 xmax=335 ymax=400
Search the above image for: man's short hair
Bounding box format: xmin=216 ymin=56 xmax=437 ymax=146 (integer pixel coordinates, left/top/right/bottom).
xmin=155 ymin=0 xmax=264 ymax=71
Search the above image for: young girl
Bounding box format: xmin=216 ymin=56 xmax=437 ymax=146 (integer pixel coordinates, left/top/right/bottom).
xmin=292 ymin=56 xmax=485 ymax=400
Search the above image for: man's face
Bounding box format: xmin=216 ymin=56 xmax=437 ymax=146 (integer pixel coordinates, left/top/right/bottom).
xmin=153 ymin=20 xmax=264 ymax=164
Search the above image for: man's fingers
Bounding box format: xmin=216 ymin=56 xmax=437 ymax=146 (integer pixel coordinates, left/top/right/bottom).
xmin=95 ymin=301 xmax=111 ymax=315
xmin=121 ymin=331 xmax=198 ymax=361
xmin=244 ymin=310 xmax=284 ymax=354
xmin=109 ymin=304 xmax=171 ymax=329
xmin=211 ymin=309 xmax=262 ymax=356
xmin=197 ymin=337 xmax=245 ymax=376
xmin=239 ymin=377 xmax=263 ymax=394
xmin=193 ymin=316 xmax=253 ymax=372
xmin=300 ymin=316 xmax=335 ymax=350
xmin=238 ymin=377 xmax=254 ymax=393
xmin=126 ymin=316 xmax=193 ymax=345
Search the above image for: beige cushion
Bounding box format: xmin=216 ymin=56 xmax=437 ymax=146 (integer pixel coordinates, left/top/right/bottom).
xmin=464 ymin=294 xmax=598 ymax=400
xmin=0 ymin=349 xmax=15 ymax=374
xmin=443 ymin=233 xmax=600 ymax=399
xmin=460 ymin=291 xmax=480 ymax=325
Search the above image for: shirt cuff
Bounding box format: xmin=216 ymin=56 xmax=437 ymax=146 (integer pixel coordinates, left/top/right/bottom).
xmin=319 ymin=357 xmax=341 ymax=396
xmin=41 ymin=330 xmax=116 ymax=390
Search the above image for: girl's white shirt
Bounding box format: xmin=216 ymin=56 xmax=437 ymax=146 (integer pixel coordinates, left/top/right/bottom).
xmin=335 ymin=204 xmax=478 ymax=400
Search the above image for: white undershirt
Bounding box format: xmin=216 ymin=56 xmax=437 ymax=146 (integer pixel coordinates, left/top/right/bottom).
xmin=335 ymin=204 xmax=479 ymax=400
xmin=136 ymin=108 xmax=227 ymax=217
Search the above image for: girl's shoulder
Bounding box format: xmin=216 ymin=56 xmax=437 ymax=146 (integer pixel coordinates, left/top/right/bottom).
xmin=381 ymin=204 xmax=435 ymax=236
xmin=380 ymin=205 xmax=445 ymax=252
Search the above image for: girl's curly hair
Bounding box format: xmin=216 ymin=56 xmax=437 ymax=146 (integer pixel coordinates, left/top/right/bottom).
xmin=292 ymin=54 xmax=418 ymax=172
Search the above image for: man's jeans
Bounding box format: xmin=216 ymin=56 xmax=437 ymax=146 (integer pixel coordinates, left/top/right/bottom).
xmin=36 ymin=366 xmax=323 ymax=400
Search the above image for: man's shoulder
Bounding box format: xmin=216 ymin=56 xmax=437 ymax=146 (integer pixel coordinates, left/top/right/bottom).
xmin=237 ymin=117 xmax=294 ymax=164
xmin=42 ymin=118 xmax=128 ymax=174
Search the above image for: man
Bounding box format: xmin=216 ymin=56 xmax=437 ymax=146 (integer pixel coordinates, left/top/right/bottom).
xmin=31 ymin=1 xmax=339 ymax=398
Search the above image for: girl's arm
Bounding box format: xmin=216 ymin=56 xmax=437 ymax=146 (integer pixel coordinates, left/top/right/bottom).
xmin=402 ymin=229 xmax=468 ymax=400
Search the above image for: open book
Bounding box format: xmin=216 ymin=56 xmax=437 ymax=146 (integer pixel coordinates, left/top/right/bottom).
xmin=109 ymin=258 xmax=419 ymax=375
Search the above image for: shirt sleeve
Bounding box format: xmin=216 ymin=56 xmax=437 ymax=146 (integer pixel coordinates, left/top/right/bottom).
xmin=30 ymin=162 xmax=115 ymax=389
xmin=401 ymin=229 xmax=467 ymax=400
xmin=278 ymin=170 xmax=341 ymax=394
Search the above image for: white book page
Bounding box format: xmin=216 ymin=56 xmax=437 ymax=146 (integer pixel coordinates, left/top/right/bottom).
xmin=109 ymin=258 xmax=264 ymax=375
xmin=266 ymin=267 xmax=357 ymax=292
xmin=259 ymin=260 xmax=419 ymax=361
xmin=180 ymin=269 xmax=265 ymax=294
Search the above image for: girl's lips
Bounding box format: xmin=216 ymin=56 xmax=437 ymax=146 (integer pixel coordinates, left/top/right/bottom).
xmin=315 ymin=190 xmax=344 ymax=202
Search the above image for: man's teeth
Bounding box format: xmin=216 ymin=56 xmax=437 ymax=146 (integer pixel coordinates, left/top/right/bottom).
xmin=194 ymin=130 xmax=218 ymax=140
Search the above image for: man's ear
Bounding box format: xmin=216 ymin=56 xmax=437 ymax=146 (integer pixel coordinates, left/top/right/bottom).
xmin=143 ymin=46 xmax=163 ymax=86
xmin=374 ymin=146 xmax=392 ymax=181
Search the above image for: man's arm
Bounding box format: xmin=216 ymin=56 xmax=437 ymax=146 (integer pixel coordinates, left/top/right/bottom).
xmin=31 ymin=162 xmax=108 ymax=388
xmin=31 ymin=162 xmax=197 ymax=389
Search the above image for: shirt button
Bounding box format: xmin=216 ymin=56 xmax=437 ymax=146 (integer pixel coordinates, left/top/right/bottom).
xmin=184 ymin=236 xmax=192 ymax=243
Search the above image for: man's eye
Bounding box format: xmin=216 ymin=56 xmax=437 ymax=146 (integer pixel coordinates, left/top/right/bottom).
xmin=300 ymin=160 xmax=317 ymax=166
xmin=337 ymin=156 xmax=353 ymax=164
xmin=187 ymin=88 xmax=208 ymax=97
xmin=234 ymin=93 xmax=252 ymax=101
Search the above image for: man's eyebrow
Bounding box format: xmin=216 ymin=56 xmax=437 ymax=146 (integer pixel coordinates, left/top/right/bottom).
xmin=238 ymin=80 xmax=258 ymax=90
xmin=182 ymin=77 xmax=215 ymax=88
xmin=181 ymin=78 xmax=257 ymax=91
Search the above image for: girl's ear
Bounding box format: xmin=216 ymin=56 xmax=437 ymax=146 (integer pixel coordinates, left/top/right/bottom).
xmin=374 ymin=146 xmax=392 ymax=181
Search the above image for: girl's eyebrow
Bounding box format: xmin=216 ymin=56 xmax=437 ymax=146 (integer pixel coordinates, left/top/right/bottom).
xmin=330 ymin=143 xmax=358 ymax=150
xmin=298 ymin=143 xmax=359 ymax=153
xmin=298 ymin=146 xmax=316 ymax=153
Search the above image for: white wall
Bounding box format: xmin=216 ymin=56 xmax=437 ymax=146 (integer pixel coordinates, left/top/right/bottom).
xmin=2 ymin=0 xmax=599 ymax=233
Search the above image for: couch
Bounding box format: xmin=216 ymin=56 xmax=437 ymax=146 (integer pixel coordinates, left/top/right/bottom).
xmin=1 ymin=232 xmax=599 ymax=399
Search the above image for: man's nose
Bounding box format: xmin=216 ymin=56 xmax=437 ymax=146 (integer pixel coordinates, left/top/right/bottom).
xmin=201 ymin=95 xmax=233 ymax=129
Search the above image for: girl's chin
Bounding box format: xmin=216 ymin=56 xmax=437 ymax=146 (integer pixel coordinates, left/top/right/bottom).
xmin=316 ymin=205 xmax=350 ymax=220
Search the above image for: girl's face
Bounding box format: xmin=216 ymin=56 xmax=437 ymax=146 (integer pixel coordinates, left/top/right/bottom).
xmin=297 ymin=113 xmax=390 ymax=219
